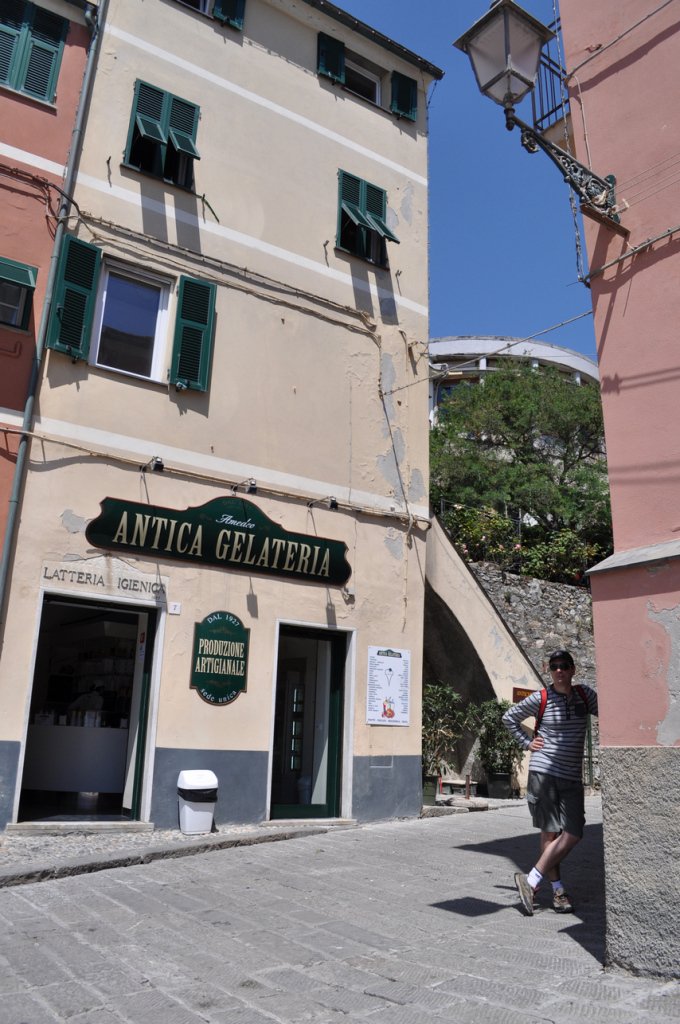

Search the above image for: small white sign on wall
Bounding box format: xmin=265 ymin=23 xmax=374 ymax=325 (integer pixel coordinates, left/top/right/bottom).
xmin=366 ymin=646 xmax=410 ymax=726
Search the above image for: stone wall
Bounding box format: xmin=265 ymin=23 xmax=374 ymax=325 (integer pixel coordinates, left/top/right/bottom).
xmin=469 ymin=562 xmax=599 ymax=783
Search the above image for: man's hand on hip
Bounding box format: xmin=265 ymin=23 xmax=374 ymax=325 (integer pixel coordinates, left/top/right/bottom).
xmin=529 ymin=736 xmax=545 ymax=752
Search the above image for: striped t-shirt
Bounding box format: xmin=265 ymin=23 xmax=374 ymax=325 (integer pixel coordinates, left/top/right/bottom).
xmin=502 ymin=684 xmax=599 ymax=782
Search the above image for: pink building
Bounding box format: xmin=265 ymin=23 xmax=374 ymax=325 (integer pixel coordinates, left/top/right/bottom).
xmin=0 ymin=2 xmax=93 ymax=542
xmin=560 ymin=0 xmax=680 ymax=977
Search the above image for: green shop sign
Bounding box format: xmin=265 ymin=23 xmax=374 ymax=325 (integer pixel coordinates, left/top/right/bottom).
xmin=191 ymin=611 xmax=249 ymax=705
xmin=86 ymin=496 xmax=352 ymax=586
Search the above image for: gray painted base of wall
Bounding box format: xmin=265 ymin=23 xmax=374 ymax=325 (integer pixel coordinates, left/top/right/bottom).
xmin=150 ymin=748 xmax=269 ymax=829
xmin=352 ymin=754 xmax=422 ymax=822
xmin=0 ymin=741 xmax=20 ymax=829
xmin=601 ymin=746 xmax=680 ymax=978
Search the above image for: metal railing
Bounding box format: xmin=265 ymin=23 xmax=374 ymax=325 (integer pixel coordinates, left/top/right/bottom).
xmin=532 ymin=20 xmax=570 ymax=136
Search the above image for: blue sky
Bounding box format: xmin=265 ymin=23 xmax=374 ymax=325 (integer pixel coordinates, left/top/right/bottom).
xmin=332 ymin=0 xmax=597 ymax=359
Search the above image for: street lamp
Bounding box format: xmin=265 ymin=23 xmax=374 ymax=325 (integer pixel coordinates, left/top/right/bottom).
xmin=454 ymin=0 xmax=553 ymax=110
xmin=454 ymin=0 xmax=620 ymax=225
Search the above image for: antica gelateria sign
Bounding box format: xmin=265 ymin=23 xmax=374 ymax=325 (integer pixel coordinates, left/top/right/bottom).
xmin=86 ymin=496 xmax=352 ymax=586
xmin=191 ymin=611 xmax=250 ymax=705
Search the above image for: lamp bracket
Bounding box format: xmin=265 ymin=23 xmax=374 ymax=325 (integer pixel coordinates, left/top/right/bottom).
xmin=506 ymin=108 xmax=620 ymax=223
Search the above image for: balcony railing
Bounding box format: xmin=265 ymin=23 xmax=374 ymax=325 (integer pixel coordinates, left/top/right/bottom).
xmin=531 ymin=20 xmax=570 ymax=137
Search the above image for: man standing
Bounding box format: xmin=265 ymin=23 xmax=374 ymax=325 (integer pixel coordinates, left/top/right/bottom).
xmin=502 ymin=650 xmax=598 ymax=915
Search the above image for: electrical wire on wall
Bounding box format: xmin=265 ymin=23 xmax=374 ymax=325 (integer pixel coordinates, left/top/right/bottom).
xmin=382 ymin=310 xmax=594 ymax=398
xmin=559 ymin=0 xmax=680 ymax=222
xmin=552 ymin=0 xmax=586 ymax=284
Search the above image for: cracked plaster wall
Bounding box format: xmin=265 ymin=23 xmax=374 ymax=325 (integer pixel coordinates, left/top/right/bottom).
xmin=600 ymin=746 xmax=680 ymax=978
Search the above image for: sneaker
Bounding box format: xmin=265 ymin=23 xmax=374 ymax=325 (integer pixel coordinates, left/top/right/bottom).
xmin=552 ymin=888 xmax=573 ymax=914
xmin=514 ymin=872 xmax=535 ymax=916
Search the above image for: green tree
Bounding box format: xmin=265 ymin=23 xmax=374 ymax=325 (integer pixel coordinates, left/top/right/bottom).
xmin=422 ymin=682 xmax=476 ymax=776
xmin=474 ymin=699 xmax=527 ymax=776
xmin=430 ymin=362 xmax=612 ymax=582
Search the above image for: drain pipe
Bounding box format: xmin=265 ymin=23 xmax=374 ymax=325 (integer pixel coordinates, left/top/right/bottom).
xmin=0 ymin=0 xmax=107 ymax=630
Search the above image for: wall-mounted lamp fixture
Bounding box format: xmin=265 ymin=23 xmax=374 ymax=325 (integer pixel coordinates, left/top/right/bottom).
xmin=141 ymin=456 xmax=164 ymax=473
xmin=232 ymin=478 xmax=257 ymax=495
xmin=307 ymin=496 xmax=339 ymax=510
xmin=454 ymin=0 xmax=620 ymax=224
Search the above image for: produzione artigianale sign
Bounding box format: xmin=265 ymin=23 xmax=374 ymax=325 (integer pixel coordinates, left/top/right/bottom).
xmin=86 ymin=496 xmax=352 ymax=586
xmin=191 ymin=611 xmax=250 ymax=705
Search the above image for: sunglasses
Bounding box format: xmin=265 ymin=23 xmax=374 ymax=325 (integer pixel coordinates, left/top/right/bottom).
xmin=549 ymin=662 xmax=572 ymax=671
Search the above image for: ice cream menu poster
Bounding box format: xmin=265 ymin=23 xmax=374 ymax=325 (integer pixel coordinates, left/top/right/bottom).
xmin=366 ymin=646 xmax=410 ymax=726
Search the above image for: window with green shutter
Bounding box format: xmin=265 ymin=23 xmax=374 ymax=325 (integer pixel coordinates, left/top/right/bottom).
xmin=47 ymin=240 xmax=219 ymax=394
xmin=318 ymin=32 xmax=344 ymax=84
xmin=0 ymin=254 xmax=37 ymax=330
xmin=125 ymin=80 xmax=201 ymax=190
xmin=170 ymin=277 xmax=216 ymax=392
xmin=0 ymin=0 xmax=67 ymax=104
xmin=391 ymin=70 xmax=417 ymax=121
xmin=337 ymin=170 xmax=399 ymax=268
xmin=213 ymin=0 xmax=245 ymax=29
xmin=46 ymin=236 xmax=101 ymax=359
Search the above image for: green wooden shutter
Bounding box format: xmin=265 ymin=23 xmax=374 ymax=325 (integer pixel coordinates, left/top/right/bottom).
xmin=338 ymin=170 xmax=371 ymax=229
xmin=0 ymin=0 xmax=28 ymax=88
xmin=132 ymin=80 xmax=167 ymax=145
xmin=19 ymin=5 xmax=67 ymax=102
xmin=214 ymin=0 xmax=245 ymax=29
xmin=0 ymin=254 xmax=36 ymax=289
xmin=170 ymin=277 xmax=216 ymax=392
xmin=168 ymin=95 xmax=200 ymax=159
xmin=318 ymin=32 xmax=344 ymax=84
xmin=46 ymin=236 xmax=101 ymax=359
xmin=365 ymin=181 xmax=399 ymax=243
xmin=391 ymin=71 xmax=417 ymax=121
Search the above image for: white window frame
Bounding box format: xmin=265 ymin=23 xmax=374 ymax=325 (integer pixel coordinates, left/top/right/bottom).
xmin=176 ymin=0 xmax=212 ymax=14
xmin=90 ymin=262 xmax=172 ymax=384
xmin=344 ymin=60 xmax=381 ymax=106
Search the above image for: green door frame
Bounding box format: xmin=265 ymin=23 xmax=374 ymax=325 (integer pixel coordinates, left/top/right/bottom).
xmin=129 ymin=608 xmax=157 ymax=820
xmin=270 ymin=626 xmax=346 ymax=819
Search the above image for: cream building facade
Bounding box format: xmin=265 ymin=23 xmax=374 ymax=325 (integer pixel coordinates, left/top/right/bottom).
xmin=0 ymin=0 xmax=442 ymax=828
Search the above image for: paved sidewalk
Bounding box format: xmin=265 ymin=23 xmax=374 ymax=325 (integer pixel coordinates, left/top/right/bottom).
xmin=1 ymin=796 xmax=678 ymax=1024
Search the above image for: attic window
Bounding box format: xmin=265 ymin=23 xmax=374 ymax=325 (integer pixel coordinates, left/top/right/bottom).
xmin=344 ymin=60 xmax=380 ymax=104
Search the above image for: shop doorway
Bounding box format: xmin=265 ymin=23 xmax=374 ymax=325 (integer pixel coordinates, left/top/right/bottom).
xmin=270 ymin=626 xmax=346 ymax=819
xmin=18 ymin=595 xmax=157 ymax=822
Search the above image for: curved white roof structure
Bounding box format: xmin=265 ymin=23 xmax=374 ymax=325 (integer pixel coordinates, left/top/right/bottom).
xmin=428 ymin=335 xmax=599 ymax=418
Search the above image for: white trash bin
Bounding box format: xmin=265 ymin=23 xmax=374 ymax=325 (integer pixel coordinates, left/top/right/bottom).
xmin=177 ymin=769 xmax=218 ymax=834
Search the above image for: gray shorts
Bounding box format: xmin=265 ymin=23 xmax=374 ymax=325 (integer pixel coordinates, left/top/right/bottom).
xmin=526 ymin=771 xmax=585 ymax=838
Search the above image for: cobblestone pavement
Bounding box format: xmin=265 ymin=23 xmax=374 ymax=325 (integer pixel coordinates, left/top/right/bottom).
xmin=0 ymin=824 xmax=287 ymax=871
xmin=1 ymin=797 xmax=678 ymax=1024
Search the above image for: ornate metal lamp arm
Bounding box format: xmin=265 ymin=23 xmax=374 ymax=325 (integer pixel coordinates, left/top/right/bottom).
xmin=505 ymin=106 xmax=619 ymax=222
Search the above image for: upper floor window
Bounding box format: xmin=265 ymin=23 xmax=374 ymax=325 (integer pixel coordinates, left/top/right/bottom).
xmin=46 ymin=236 xmax=217 ymax=393
xmin=0 ymin=0 xmax=68 ymax=104
xmin=337 ymin=170 xmax=399 ymax=268
xmin=124 ymin=81 xmax=201 ymax=191
xmin=345 ymin=59 xmax=380 ymax=105
xmin=0 ymin=255 xmax=37 ymax=330
xmin=91 ymin=264 xmax=171 ymax=382
xmin=175 ymin=0 xmax=245 ymax=29
xmin=317 ymin=32 xmax=418 ymax=121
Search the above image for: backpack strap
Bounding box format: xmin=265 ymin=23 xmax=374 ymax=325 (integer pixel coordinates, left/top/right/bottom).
xmin=535 ymin=688 xmax=548 ymax=734
xmin=574 ymin=684 xmax=588 ymax=709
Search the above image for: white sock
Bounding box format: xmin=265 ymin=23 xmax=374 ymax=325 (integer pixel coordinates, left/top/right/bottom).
xmin=527 ymin=867 xmax=542 ymax=889
xmin=551 ymin=879 xmax=563 ymax=893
